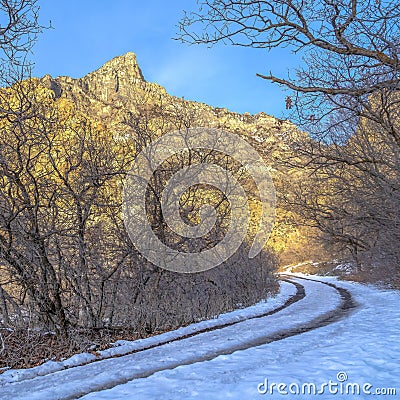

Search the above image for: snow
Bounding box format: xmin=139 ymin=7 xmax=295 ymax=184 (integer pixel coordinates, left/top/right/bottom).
xmin=332 ymin=262 xmax=355 ymax=275
xmin=1 ymin=275 xmax=399 ymax=400
xmin=0 ymin=280 xmax=295 ymax=386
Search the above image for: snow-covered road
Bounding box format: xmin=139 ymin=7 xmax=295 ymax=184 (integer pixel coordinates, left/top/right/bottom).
xmin=1 ymin=275 xmax=399 ymax=400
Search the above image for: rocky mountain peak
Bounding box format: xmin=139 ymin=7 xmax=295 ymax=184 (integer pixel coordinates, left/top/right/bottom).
xmin=89 ymin=52 xmax=145 ymax=82
xmin=74 ymin=52 xmax=146 ymax=102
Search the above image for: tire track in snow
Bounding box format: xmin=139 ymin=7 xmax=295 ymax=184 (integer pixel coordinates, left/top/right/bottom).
xmin=1 ymin=279 xmax=303 ymax=386
xmin=0 ymin=277 xmax=357 ymax=400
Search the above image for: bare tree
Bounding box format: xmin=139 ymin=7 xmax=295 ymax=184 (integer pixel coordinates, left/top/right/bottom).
xmin=0 ymin=89 xmax=130 ymax=333
xmin=0 ymin=0 xmax=41 ymax=85
xmin=119 ymin=94 xmax=278 ymax=334
xmin=179 ymin=0 xmax=400 ymax=268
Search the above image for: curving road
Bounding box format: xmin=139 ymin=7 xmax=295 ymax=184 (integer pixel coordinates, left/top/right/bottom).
xmin=0 ymin=276 xmax=356 ymax=400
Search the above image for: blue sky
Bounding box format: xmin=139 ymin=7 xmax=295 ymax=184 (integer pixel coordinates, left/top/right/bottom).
xmin=33 ymin=1 xmax=295 ymax=117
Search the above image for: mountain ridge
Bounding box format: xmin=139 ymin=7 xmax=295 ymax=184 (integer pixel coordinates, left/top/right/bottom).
xmin=39 ymin=52 xmax=305 ymax=161
xmin=42 ymin=52 xmax=280 ymax=122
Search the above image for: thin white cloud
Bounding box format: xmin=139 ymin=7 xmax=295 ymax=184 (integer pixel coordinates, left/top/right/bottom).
xmin=151 ymin=48 xmax=222 ymax=95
